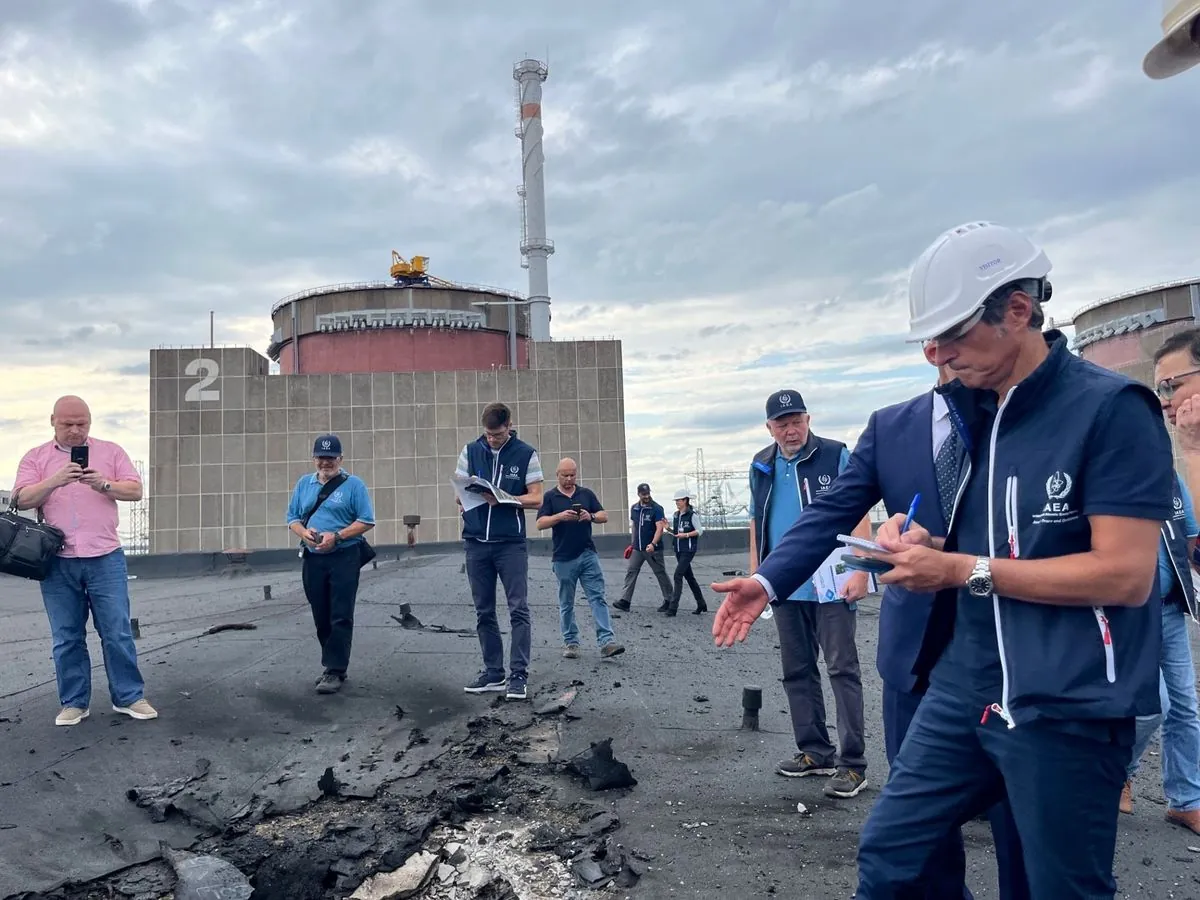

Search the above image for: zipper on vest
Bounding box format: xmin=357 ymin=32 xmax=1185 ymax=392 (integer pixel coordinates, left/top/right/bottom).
xmin=1093 ymin=608 xmax=1116 ymax=683
xmin=989 ymin=386 xmax=1018 ymax=730
xmin=1004 ymin=470 xmax=1020 ymax=560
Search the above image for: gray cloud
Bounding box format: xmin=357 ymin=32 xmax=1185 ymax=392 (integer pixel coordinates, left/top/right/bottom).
xmin=3 ymin=0 xmax=1199 ymax=495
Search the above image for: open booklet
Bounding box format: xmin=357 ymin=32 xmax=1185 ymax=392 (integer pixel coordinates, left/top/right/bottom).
xmin=450 ymin=473 xmax=523 ymax=512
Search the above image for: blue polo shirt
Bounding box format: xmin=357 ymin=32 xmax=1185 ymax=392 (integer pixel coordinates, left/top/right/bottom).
xmin=748 ymin=446 xmax=851 ymax=602
xmin=286 ymin=471 xmax=375 ymax=553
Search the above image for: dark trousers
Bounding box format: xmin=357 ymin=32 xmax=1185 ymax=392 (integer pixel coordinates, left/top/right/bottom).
xmin=301 ymin=546 xmax=361 ymax=675
xmin=464 ymin=540 xmax=531 ymax=680
xmin=883 ymin=684 xmax=973 ymax=900
xmin=858 ymin=685 xmax=1130 ymax=899
xmin=620 ymin=548 xmax=672 ymax=605
xmin=671 ymin=551 xmax=706 ymax=610
xmin=774 ymin=600 xmax=866 ymax=771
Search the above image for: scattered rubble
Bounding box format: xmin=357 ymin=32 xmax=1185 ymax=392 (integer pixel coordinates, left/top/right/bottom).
xmin=43 ymin=710 xmax=648 ymax=900
xmin=351 ymin=850 xmax=438 ymax=899
xmin=125 ymin=757 xmax=222 ymax=828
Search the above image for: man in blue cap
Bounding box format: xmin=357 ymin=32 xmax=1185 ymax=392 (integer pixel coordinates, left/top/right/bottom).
xmin=286 ymin=434 xmax=376 ymax=694
xmin=747 ymin=389 xmax=874 ymax=800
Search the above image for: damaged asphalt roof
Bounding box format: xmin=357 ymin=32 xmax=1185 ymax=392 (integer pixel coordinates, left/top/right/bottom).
xmin=0 ymin=550 xmax=1194 ymax=898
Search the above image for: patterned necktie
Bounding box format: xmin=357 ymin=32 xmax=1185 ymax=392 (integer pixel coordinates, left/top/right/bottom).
xmin=935 ymin=428 xmax=962 ymax=525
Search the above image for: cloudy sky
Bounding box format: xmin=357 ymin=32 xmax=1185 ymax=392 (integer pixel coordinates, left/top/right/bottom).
xmin=4 ymin=0 xmax=1199 ymax=520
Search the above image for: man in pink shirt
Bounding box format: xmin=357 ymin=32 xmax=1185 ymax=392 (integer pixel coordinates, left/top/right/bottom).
xmin=13 ymin=395 xmax=158 ymax=727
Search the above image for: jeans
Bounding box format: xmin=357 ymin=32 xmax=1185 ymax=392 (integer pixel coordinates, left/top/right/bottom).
xmin=40 ymin=549 xmax=145 ymax=709
xmin=301 ymin=545 xmax=362 ymax=674
xmin=464 ymin=540 xmax=531 ymax=680
xmin=552 ymin=550 xmax=616 ymax=648
xmin=858 ymin=685 xmax=1130 ymax=900
xmin=1128 ymin=601 xmax=1200 ymax=812
xmin=774 ymin=599 xmax=866 ymax=771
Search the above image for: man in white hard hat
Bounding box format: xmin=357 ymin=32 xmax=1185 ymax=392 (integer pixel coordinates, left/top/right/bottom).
xmin=713 ymin=361 xmax=1029 ymax=899
xmin=1145 ymin=0 xmax=1200 ymax=79
xmin=720 ymin=221 xmax=1174 ymax=897
xmin=863 ymin=222 xmax=1172 ymax=897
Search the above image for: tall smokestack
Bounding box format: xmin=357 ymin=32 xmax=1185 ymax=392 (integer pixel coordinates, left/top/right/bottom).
xmin=514 ymin=58 xmax=553 ymax=342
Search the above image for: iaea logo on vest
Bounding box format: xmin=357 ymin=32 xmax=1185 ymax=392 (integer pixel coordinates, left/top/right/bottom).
xmin=1045 ymin=472 xmax=1072 ymax=501
xmin=1034 ymin=470 xmax=1078 ymax=526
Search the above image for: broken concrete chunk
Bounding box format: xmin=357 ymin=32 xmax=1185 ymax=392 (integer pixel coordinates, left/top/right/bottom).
xmin=572 ymin=857 xmax=610 ymax=888
xmin=565 ymin=738 xmax=638 ymax=791
xmin=161 ymin=844 xmax=252 ymax=900
xmin=575 ymin=810 xmax=620 ymax=837
xmin=533 ymin=688 xmax=577 ymax=716
xmin=466 ymin=865 xmax=495 ymax=890
xmin=437 ymin=862 xmax=456 ymax=882
xmin=350 ymin=850 xmax=438 ymax=900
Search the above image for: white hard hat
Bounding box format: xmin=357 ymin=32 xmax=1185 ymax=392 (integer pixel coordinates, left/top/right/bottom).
xmin=906 ymin=222 xmax=1051 ymax=343
xmin=674 ymin=489 xmax=691 ymax=501
xmin=1144 ymin=0 xmax=1200 ymax=80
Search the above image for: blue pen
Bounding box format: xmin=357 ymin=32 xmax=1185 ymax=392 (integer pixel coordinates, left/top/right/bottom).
xmin=902 ymin=493 xmax=921 ymax=534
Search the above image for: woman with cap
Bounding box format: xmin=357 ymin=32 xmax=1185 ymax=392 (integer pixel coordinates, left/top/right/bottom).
xmin=668 ymin=489 xmax=707 ymax=615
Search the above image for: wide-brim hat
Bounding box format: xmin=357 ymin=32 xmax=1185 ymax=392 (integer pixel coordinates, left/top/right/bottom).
xmin=1144 ymin=0 xmax=1200 ymax=79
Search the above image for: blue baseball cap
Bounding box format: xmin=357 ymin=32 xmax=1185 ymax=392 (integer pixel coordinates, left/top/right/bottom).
xmin=766 ymin=390 xmax=806 ymax=420
xmin=313 ymin=434 xmax=342 ymax=457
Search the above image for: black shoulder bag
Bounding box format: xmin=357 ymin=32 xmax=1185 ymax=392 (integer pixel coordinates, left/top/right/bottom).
xmin=299 ymin=474 xmax=376 ymax=568
xmin=0 ymin=490 xmax=66 ymax=581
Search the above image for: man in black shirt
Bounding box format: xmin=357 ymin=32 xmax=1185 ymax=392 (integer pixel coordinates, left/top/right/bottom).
xmin=536 ymin=458 xmax=626 ymax=660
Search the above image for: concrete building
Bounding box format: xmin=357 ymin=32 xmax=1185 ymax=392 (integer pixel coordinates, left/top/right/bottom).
xmin=146 ymin=59 xmax=631 ymax=554
xmin=1071 ymin=276 xmax=1200 ymax=461
xmin=147 ymin=280 xmax=629 ymax=553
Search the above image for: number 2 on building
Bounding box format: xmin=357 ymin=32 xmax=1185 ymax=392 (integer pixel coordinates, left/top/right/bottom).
xmin=184 ymin=358 xmax=220 ymax=402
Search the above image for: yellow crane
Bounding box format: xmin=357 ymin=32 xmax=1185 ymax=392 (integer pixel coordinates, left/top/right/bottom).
xmin=390 ymin=251 xmax=430 ymax=281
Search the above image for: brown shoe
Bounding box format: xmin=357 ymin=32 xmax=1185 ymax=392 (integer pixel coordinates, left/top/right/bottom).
xmin=1119 ymin=780 xmax=1134 ymax=815
xmin=1166 ymin=808 xmax=1200 ymax=834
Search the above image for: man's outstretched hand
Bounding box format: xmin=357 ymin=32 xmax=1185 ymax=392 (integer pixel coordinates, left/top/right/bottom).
xmin=711 ymin=577 xmax=770 ymax=647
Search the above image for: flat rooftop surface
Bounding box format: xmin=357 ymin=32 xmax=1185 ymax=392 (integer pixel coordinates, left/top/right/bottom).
xmin=0 ymin=550 xmax=1190 ymax=898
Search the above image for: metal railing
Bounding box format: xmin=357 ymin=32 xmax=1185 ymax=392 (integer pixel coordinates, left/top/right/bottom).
xmin=270 ymin=280 xmax=527 ymax=317
xmin=1069 ymin=276 xmax=1200 ymax=322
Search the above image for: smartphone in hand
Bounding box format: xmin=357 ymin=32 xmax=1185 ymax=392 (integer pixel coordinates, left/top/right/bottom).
xmin=836 ymin=534 xmax=887 ymax=554
xmin=70 ymin=446 xmax=89 ymax=469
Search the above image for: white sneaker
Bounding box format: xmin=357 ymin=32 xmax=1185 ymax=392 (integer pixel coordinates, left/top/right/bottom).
xmin=55 ymin=707 xmax=89 ymax=727
xmin=112 ymin=699 xmax=158 ymax=720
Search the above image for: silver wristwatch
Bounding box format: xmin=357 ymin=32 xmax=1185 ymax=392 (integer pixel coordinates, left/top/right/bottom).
xmin=966 ymin=557 xmax=993 ymax=597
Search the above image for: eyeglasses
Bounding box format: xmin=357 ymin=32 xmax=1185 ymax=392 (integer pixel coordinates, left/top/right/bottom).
xmin=922 ymin=307 xmax=986 ymax=349
xmin=1156 ymin=369 xmax=1200 ymax=400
